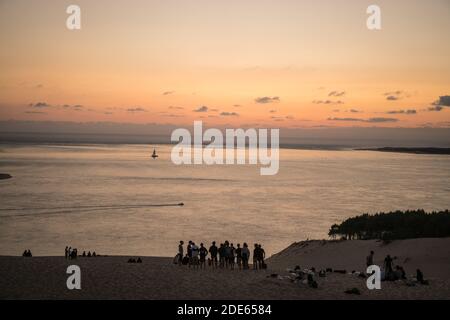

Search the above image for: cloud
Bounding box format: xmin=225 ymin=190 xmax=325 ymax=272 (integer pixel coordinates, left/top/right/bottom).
xmin=25 ymin=111 xmax=46 ymax=114
xmin=220 ymin=112 xmax=239 ymax=116
xmin=328 ymin=117 xmax=398 ymax=123
xmin=386 ymin=109 xmax=417 ymax=115
xmin=233 ymin=104 xmax=242 ymax=107
xmin=269 ymin=110 xmax=277 ymax=113
xmin=193 ymin=106 xmax=208 ymax=112
xmin=162 ymin=91 xmax=175 ymax=95
xmin=349 ymin=109 xmax=360 ymax=113
xmin=62 ymin=104 xmax=84 ymax=110
xmin=168 ymin=106 xmax=184 ymax=110
xmin=30 ymin=102 xmax=50 ymax=108
xmin=255 ymin=96 xmax=280 ymax=104
xmin=328 ymin=91 xmax=345 ymax=97
xmin=428 ymin=106 xmax=444 ymax=112
xmin=432 ymin=95 xmax=450 ymax=107
xmin=386 ymin=95 xmax=399 ymax=101
xmin=127 ymin=107 xmax=147 ymax=112
xmin=313 ymin=100 xmax=344 ymax=105
xmin=162 ymin=114 xmax=183 ymax=118
xmin=384 ymin=90 xmax=408 ymax=101
xmin=367 ymin=117 xmax=399 ymax=123
xmin=327 ymin=117 xmax=362 ymax=122
xmin=437 ymin=96 xmax=450 ymax=106
xmin=425 ymin=95 xmax=450 ymax=112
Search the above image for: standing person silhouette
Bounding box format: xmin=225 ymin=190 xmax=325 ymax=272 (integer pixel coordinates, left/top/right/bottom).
xmin=178 ymin=241 xmax=184 ymax=266
xmin=235 ymin=244 xmax=242 ymax=270
xmin=199 ymin=243 xmax=208 ymax=269
xmin=253 ymin=244 xmax=260 ymax=270
xmin=209 ymin=241 xmax=218 ymax=269
xmin=241 ymin=243 xmax=250 ymax=270
xmin=366 ymin=250 xmax=374 ymax=267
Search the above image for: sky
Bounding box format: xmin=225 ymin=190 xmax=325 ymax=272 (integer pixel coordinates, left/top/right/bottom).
xmin=0 ymin=0 xmax=449 ymax=131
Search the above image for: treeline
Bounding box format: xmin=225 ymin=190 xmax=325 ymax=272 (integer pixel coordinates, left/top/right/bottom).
xmin=328 ymin=209 xmax=450 ymax=240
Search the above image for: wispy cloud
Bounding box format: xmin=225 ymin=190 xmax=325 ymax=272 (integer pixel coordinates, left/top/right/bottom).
xmin=328 ymin=91 xmax=345 ymax=97
xmin=428 ymin=106 xmax=444 ymax=112
xmin=313 ymin=100 xmax=344 ymax=105
xmin=127 ymin=107 xmax=147 ymax=112
xmin=193 ymin=106 xmax=208 ymax=112
xmin=25 ymin=111 xmax=46 ymax=114
xmin=30 ymin=102 xmax=50 ymax=108
xmin=162 ymin=91 xmax=175 ymax=95
xmin=384 ymin=90 xmax=411 ymax=101
xmin=62 ymin=104 xmax=84 ymax=111
xmin=385 ymin=109 xmax=417 ymax=115
xmin=255 ymin=96 xmax=280 ymax=104
xmin=220 ymin=111 xmax=239 ymax=116
xmin=328 ymin=117 xmax=398 ymax=123
xmin=168 ymin=106 xmax=184 ymax=110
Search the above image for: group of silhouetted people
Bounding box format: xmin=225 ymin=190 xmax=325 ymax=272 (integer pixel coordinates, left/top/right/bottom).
xmin=22 ymin=249 xmax=32 ymax=257
xmin=65 ymin=246 xmax=100 ymax=260
xmin=366 ymin=250 xmax=427 ymax=284
xmin=176 ymin=240 xmax=267 ymax=270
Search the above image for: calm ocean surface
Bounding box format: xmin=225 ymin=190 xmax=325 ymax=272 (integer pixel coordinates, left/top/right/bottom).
xmin=0 ymin=144 xmax=449 ymax=257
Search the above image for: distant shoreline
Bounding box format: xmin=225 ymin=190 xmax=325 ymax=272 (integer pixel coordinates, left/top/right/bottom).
xmin=355 ymin=147 xmax=450 ymax=155
xmin=2 ymin=141 xmax=450 ymax=153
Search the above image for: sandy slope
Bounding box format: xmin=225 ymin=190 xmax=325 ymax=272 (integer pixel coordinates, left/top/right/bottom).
xmin=0 ymin=238 xmax=449 ymax=299
xmin=269 ymin=238 xmax=450 ymax=278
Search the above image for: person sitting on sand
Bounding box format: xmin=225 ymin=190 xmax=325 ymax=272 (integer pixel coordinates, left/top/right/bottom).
xmin=68 ymin=247 xmax=72 ymax=259
xmin=366 ymin=250 xmax=374 ymax=267
xmin=235 ymin=244 xmax=242 ymax=270
xmin=416 ymin=269 xmax=429 ymax=284
xmin=65 ymin=246 xmax=69 ymax=259
xmin=71 ymin=248 xmax=77 ymax=259
xmin=178 ymin=241 xmax=184 ymax=266
xmin=22 ymin=250 xmax=27 ymax=257
xmin=27 ymin=249 xmax=32 ymax=257
xmin=394 ymin=265 xmax=406 ymax=280
xmin=241 ymin=243 xmax=250 ymax=270
xmin=209 ymin=241 xmax=218 ymax=269
xmin=199 ymin=243 xmax=208 ymax=269
xmin=87 ymin=251 xmax=91 ymax=257
xmin=82 ymin=251 xmax=86 ymax=257
xmin=92 ymin=251 xmax=96 ymax=257
xmin=137 ymin=257 xmax=142 ymax=263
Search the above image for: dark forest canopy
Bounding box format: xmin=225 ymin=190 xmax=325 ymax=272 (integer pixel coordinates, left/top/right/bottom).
xmin=329 ymin=209 xmax=450 ymax=240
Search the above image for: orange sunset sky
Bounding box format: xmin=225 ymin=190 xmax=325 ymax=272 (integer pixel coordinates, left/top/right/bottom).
xmin=0 ymin=0 xmax=449 ymax=129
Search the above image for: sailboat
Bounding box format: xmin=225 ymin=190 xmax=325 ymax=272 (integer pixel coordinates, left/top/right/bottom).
xmin=151 ymin=148 xmax=158 ymax=159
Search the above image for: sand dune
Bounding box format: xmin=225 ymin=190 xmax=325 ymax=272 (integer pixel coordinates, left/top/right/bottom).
xmin=269 ymin=238 xmax=450 ymax=278
xmin=1 ymin=238 xmax=449 ymax=300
